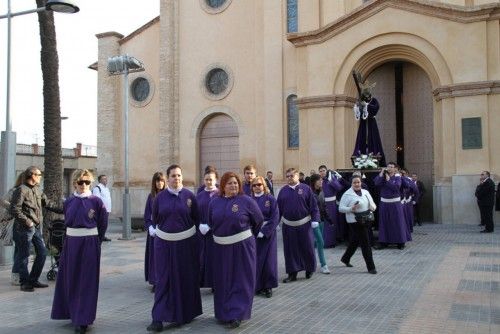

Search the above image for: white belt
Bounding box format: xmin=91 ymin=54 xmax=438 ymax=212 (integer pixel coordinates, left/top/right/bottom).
xmin=324 ymin=196 xmax=337 ymax=202
xmin=261 ymin=220 xmax=269 ymax=227
xmin=156 ymin=225 xmax=196 ymax=241
xmin=381 ymin=197 xmax=401 ymax=203
xmin=213 ymin=229 xmax=252 ymax=245
xmin=281 ymin=215 xmax=311 ymax=227
xmin=66 ymin=227 xmax=98 ymax=237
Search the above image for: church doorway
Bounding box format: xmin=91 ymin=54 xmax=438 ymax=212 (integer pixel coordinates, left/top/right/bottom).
xmin=199 ymin=113 xmax=240 ymax=182
xmin=367 ymin=62 xmax=434 ymax=222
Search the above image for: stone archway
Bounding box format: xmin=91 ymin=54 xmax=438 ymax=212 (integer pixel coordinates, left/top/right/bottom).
xmin=198 ymin=113 xmax=240 ymax=182
xmin=367 ymin=62 xmax=434 ymax=222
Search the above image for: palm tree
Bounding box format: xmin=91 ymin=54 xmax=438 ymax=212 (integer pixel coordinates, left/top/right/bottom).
xmin=35 ymin=0 xmax=63 ymax=219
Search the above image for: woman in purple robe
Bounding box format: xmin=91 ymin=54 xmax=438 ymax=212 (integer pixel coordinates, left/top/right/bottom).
xmin=51 ymin=169 xmax=108 ymax=334
xmin=374 ymin=163 xmax=408 ymax=249
xmin=208 ymin=172 xmax=264 ymax=329
xmin=144 ymin=172 xmax=165 ymax=292
xmin=318 ymin=166 xmax=343 ymax=247
xmin=196 ymin=169 xmax=219 ymax=289
xmin=251 ymin=175 xmax=279 ymax=298
xmin=147 ymin=165 xmax=202 ymax=332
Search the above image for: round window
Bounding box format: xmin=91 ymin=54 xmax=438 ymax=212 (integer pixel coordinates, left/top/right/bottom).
xmin=205 ymin=68 xmax=229 ymax=95
xmin=131 ymin=77 xmax=150 ymax=102
xmin=206 ymin=0 xmax=226 ymax=9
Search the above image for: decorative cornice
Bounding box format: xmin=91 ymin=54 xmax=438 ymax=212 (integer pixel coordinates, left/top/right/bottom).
xmin=287 ymin=0 xmax=500 ymax=47
xmin=119 ymin=16 xmax=160 ymax=45
xmin=296 ymin=95 xmax=357 ymax=110
xmin=433 ymin=80 xmax=500 ymax=101
xmin=95 ymin=31 xmax=124 ymax=40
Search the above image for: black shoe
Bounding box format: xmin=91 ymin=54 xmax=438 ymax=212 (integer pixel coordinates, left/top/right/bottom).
xmin=417 ymin=222 xmax=422 ymax=226
xmin=368 ymin=269 xmax=377 ymax=274
xmin=373 ymin=243 xmax=386 ymax=250
xmin=32 ymin=281 xmax=49 ymax=288
xmin=341 ymin=259 xmax=353 ymax=267
xmin=480 ymin=230 xmax=493 ymax=233
xmin=264 ymin=289 xmax=272 ymax=298
xmin=229 ymin=320 xmax=241 ymax=328
xmin=397 ymin=243 xmax=405 ymax=250
xmin=147 ymin=321 xmax=163 ymax=332
xmin=20 ymin=283 xmax=34 ymax=292
xmin=150 ymin=285 xmax=155 ymax=293
xmin=305 ymin=271 xmax=313 ymax=279
xmin=282 ymin=274 xmax=297 ymax=283
xmin=103 ymin=236 xmax=112 ymax=242
xmin=74 ymin=325 xmax=87 ymax=333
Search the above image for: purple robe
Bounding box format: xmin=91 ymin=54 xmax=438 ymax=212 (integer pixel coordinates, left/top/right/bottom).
xmin=151 ymin=188 xmax=202 ymax=325
xmin=374 ymin=175 xmax=408 ymax=244
xmin=402 ymin=177 xmax=419 ymax=233
xmin=277 ymin=184 xmax=319 ymax=274
xmin=143 ymin=194 xmax=156 ymax=285
xmin=208 ymin=194 xmax=264 ymax=322
xmin=352 ymin=98 xmax=386 ymax=166
xmin=252 ymin=193 xmax=279 ymax=292
xmin=322 ymin=177 xmax=343 ymax=247
xmin=243 ymin=182 xmax=252 ymax=196
xmin=196 ymin=188 xmax=218 ymax=288
xmin=51 ymin=195 xmax=108 ymax=327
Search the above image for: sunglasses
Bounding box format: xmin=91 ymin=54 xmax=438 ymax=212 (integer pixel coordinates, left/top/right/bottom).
xmin=34 ymin=173 xmax=42 ymax=176
xmin=77 ymin=180 xmax=91 ymax=186
xmin=252 ymin=183 xmax=263 ymax=187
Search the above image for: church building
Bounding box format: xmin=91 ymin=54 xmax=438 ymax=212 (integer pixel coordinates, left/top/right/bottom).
xmin=93 ymin=0 xmax=500 ymax=224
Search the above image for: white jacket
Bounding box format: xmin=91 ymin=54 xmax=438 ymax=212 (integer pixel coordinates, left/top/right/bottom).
xmin=339 ymin=188 xmax=377 ymax=223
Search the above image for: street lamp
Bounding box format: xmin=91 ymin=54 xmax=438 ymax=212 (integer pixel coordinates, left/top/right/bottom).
xmin=107 ymin=55 xmax=145 ymax=240
xmin=0 ymin=0 xmax=79 ymax=197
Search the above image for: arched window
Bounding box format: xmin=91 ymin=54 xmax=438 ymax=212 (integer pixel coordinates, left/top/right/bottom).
xmin=287 ymin=94 xmax=299 ymax=148
xmin=287 ymin=0 xmax=298 ymax=33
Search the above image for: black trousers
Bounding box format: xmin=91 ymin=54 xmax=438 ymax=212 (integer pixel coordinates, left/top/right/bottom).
xmin=479 ymin=205 xmax=494 ymax=232
xmin=341 ymin=223 xmax=375 ymax=271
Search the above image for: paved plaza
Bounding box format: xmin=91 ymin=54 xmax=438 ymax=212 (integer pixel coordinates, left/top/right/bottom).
xmin=0 ymin=222 xmax=499 ymax=334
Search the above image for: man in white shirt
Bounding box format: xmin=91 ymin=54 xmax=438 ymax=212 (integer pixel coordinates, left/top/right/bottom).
xmin=92 ymin=175 xmax=112 ymax=241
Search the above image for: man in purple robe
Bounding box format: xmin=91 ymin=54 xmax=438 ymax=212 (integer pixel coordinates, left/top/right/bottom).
xmin=277 ymin=168 xmax=320 ymax=282
xmin=147 ymin=165 xmax=202 ymax=332
xmin=374 ymin=162 xmax=408 ymax=249
xmin=318 ymin=165 xmax=344 ymax=247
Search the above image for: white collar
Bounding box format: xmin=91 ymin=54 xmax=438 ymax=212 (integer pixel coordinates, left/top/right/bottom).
xmin=205 ymin=186 xmax=217 ymax=192
xmin=74 ymin=191 xmax=92 ymax=198
xmin=288 ymin=183 xmax=299 ymax=190
xmin=253 ymin=192 xmax=264 ymax=197
xmin=167 ymin=187 xmax=183 ymax=196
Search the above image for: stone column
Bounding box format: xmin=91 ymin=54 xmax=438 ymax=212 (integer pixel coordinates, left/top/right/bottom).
xmin=159 ymin=0 xmax=180 ymax=169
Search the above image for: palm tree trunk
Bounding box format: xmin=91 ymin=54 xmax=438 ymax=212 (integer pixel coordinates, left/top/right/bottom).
xmin=36 ymin=0 xmax=63 ymax=237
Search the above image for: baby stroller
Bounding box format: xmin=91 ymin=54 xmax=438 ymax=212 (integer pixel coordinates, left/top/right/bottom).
xmin=46 ymin=219 xmax=66 ymax=281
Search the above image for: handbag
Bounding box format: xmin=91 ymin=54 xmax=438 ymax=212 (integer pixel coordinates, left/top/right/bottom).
xmin=354 ymin=210 xmax=375 ymax=224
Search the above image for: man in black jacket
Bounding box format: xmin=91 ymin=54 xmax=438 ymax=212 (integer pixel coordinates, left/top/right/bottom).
xmin=475 ymin=171 xmax=495 ymax=233
xmin=10 ymin=166 xmax=62 ymax=292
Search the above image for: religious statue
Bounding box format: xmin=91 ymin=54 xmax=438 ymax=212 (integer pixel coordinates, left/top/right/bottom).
xmin=352 ymin=70 xmax=386 ymax=167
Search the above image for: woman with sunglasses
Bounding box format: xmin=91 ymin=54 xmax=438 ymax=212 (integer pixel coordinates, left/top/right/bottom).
xmin=143 ymin=172 xmax=166 ymax=292
xmin=196 ymin=168 xmax=218 ymax=289
xmin=51 ymin=169 xmax=108 ymax=334
xmin=251 ymin=176 xmax=279 ymax=298
xmin=208 ymin=172 xmax=264 ymax=328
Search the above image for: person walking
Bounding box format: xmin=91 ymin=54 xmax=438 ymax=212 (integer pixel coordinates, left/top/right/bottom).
xmin=143 ymin=172 xmax=166 ymax=292
xmin=208 ymin=172 xmax=264 ymax=328
xmin=10 ymin=166 xmax=62 ymax=292
xmin=92 ymin=175 xmax=112 ymax=241
xmin=339 ymin=175 xmax=377 ymax=274
xmin=147 ymin=165 xmax=202 ymax=332
xmin=309 ymin=173 xmax=330 ymax=274
xmin=51 ymin=169 xmax=108 ymax=334
xmin=251 ymin=175 xmax=280 ymax=297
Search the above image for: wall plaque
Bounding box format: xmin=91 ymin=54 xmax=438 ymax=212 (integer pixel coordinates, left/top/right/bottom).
xmin=462 ymin=117 xmax=482 ymax=149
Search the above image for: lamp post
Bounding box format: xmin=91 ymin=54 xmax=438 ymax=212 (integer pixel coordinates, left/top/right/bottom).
xmin=107 ymin=55 xmax=144 ymax=240
xmin=0 ymin=0 xmax=79 ymax=197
